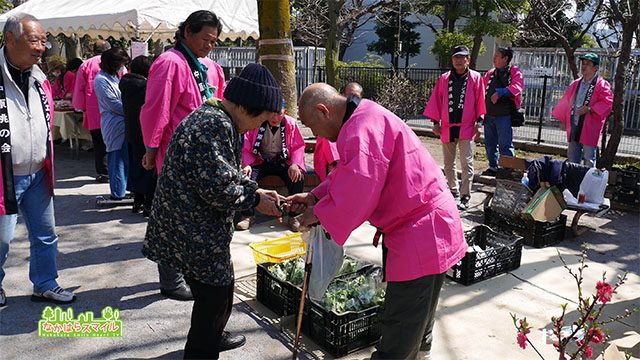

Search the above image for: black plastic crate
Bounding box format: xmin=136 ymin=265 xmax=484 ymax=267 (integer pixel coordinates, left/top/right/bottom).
xmin=484 ymin=207 xmax=567 ymax=248
xmin=256 ymin=262 xmax=302 ymax=316
xmin=447 ymin=225 xmax=523 ymax=285
xmin=612 ymin=186 xmax=640 ymax=206
xmin=256 ymin=256 xmax=373 ymax=317
xmin=302 ymin=296 xmax=383 ymax=357
xmin=616 ymin=166 xmax=640 ymax=189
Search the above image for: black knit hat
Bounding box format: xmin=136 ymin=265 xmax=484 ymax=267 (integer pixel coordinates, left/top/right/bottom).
xmin=224 ymin=63 xmax=283 ymax=113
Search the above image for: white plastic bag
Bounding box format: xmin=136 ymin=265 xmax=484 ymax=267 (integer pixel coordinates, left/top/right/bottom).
xmin=578 ymin=168 xmax=608 ymax=205
xmin=301 ymin=225 xmax=344 ymax=301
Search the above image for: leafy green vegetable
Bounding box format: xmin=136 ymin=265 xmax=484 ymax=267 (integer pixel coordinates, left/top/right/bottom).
xmin=268 ymin=257 xmax=305 ymax=285
xmin=322 ymin=275 xmax=385 ymax=314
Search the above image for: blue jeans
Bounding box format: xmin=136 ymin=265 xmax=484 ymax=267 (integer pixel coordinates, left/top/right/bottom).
xmin=484 ymin=115 xmax=515 ymax=169
xmin=568 ymin=141 xmax=597 ymax=167
xmin=107 ymin=142 xmax=129 ymax=199
xmin=0 ymin=168 xmax=59 ymax=293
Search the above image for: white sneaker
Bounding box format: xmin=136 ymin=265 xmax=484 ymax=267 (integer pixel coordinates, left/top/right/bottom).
xmin=0 ymin=287 xmax=6 ymax=307
xmin=31 ymin=286 xmax=75 ymax=304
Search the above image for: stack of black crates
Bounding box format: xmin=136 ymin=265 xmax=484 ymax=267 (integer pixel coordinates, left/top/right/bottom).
xmin=610 ymin=166 xmax=640 ymax=208
xmin=447 ymin=225 xmax=523 ymax=285
xmin=484 ymin=168 xmax=567 ymax=248
xmin=256 ymin=258 xmax=383 ymax=357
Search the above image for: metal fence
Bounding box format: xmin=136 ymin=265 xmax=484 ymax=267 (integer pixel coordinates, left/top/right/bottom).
xmin=215 ymin=47 xmax=640 ymax=156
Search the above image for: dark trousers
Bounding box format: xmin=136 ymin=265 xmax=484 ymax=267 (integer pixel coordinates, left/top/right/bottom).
xmin=128 ymin=141 xmax=157 ymax=209
xmin=90 ymin=129 xmax=108 ymax=176
xmin=183 ymin=277 xmax=234 ymax=360
xmin=158 ymin=264 xmax=185 ymax=291
xmin=252 ymin=162 xmax=304 ymax=195
xmin=240 ymin=162 xmax=304 ymax=218
xmin=371 ymin=272 xmax=446 ymax=359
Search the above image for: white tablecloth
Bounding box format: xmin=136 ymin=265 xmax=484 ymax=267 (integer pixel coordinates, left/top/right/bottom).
xmin=53 ymin=111 xmax=92 ymax=142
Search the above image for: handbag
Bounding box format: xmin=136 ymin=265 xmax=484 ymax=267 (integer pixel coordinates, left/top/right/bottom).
xmin=511 ymin=101 xmax=525 ymax=127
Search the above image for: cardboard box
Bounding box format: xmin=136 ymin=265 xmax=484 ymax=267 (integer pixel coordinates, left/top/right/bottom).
xmin=522 ymin=186 xmax=567 ymax=222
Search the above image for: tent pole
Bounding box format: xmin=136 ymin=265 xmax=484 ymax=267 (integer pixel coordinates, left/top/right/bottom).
xmin=144 ymin=24 xmax=162 ymax=43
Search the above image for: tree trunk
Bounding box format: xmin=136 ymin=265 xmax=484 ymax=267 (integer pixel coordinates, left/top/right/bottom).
xmin=565 ymin=47 xmax=579 ymax=79
xmin=599 ymin=18 xmax=639 ymax=168
xmin=325 ymin=0 xmax=343 ymax=87
xmin=470 ymin=34 xmax=482 ymax=70
xmin=257 ymin=0 xmax=298 ymax=117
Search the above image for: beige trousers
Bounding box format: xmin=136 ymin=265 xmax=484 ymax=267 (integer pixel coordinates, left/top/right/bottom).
xmin=442 ymin=139 xmax=475 ymax=197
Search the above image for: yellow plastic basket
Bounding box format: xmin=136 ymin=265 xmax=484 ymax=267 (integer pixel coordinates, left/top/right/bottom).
xmin=249 ymin=233 xmax=306 ymax=264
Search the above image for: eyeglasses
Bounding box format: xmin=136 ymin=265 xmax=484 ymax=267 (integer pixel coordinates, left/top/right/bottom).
xmin=26 ymin=37 xmax=51 ymax=49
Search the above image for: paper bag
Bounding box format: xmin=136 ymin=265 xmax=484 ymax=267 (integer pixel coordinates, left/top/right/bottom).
xmin=522 ymin=186 xmax=567 ymax=222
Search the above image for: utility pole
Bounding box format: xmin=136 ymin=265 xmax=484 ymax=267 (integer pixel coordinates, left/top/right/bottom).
xmin=257 ymin=0 xmax=298 ymax=116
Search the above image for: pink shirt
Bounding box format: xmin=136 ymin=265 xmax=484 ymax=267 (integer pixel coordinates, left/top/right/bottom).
xmin=483 ymin=65 xmax=524 ymax=109
xmin=53 ymin=71 xmax=76 ymax=100
xmin=72 ymin=55 xmax=102 ymax=130
xmin=551 ymin=76 xmax=613 ymax=147
xmin=313 ymin=137 xmax=339 ymax=181
xmin=423 ymin=70 xmax=486 ymax=143
xmin=139 ymin=48 xmax=226 ymax=172
xmin=311 ymin=99 xmax=467 ymax=282
xmin=242 ymin=114 xmax=306 ymax=171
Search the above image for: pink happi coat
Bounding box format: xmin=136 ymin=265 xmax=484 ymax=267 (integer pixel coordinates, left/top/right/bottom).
xmin=52 ymin=71 xmax=76 ymax=100
xmin=551 ymin=76 xmax=613 ymax=147
xmin=139 ymin=49 xmax=226 ymax=171
xmin=313 ymin=137 xmax=339 ymax=181
xmin=311 ymin=99 xmax=467 ymax=282
xmin=72 ymin=55 xmax=102 ymax=130
xmin=423 ymin=69 xmax=486 ymax=143
xmin=242 ymin=114 xmax=306 ymax=172
xmin=483 ymin=65 xmax=524 ymax=109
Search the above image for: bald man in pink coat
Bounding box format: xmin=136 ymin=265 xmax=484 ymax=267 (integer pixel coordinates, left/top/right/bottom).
xmin=289 ymin=83 xmax=466 ymax=360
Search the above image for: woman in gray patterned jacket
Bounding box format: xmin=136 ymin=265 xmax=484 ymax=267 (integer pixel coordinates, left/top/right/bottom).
xmin=142 ymin=63 xmax=283 ymax=359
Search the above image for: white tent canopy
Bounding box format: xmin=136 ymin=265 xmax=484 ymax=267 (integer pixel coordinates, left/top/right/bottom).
xmin=0 ymin=0 xmax=259 ymax=41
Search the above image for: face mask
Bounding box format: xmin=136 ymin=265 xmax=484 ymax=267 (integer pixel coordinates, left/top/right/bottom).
xmin=117 ymin=66 xmax=127 ymax=77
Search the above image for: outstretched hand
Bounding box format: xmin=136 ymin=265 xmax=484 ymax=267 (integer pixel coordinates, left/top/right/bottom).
xmin=284 ymin=192 xmax=316 ymax=215
xmin=255 ymin=188 xmax=283 ymax=217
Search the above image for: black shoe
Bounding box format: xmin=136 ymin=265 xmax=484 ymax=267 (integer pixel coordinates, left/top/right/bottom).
xmin=0 ymin=287 xmax=6 ymax=307
xmin=481 ymin=168 xmax=497 ymax=177
xmin=219 ymin=331 xmax=246 ymax=352
xmin=132 ymin=203 xmax=144 ymax=213
xmin=450 ymin=191 xmax=459 ymax=199
xmin=160 ymin=285 xmax=193 ymax=301
xmin=96 ymin=174 xmax=109 ymax=183
xmin=142 ymin=209 xmax=150 ymax=217
xmin=458 ymin=195 xmax=470 ymax=210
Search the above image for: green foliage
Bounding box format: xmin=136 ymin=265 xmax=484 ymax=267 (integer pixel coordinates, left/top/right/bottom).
xmin=335 ymin=54 xmax=386 ymax=68
xmin=106 ymin=37 xmax=129 ymax=51
xmin=516 ymin=2 xmax=602 ymax=48
xmin=218 ymin=37 xmax=257 ymax=47
xmin=367 ymin=3 xmax=421 ymax=67
xmin=0 ymin=0 xmax=12 ymax=14
xmin=431 ymin=31 xmax=474 ymax=66
xmin=463 ymin=15 xmax=518 ymax=41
